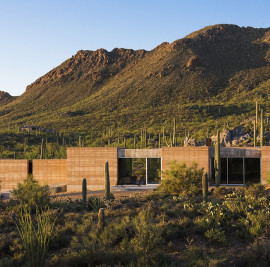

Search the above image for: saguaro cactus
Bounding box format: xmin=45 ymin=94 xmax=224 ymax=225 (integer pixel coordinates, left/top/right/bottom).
xmin=173 ymin=117 xmax=176 ymax=146
xmin=202 ymin=173 xmax=208 ymax=203
xmin=105 ymin=161 xmax=110 ymax=200
xmin=145 ymin=131 xmax=147 ymax=148
xmin=24 ymin=137 xmax=28 ymax=154
xmin=214 ymin=130 xmax=221 ymax=186
xmin=82 ymin=178 xmax=87 ymax=208
xmin=163 ymin=127 xmax=165 ymax=145
xmin=254 ymin=121 xmax=256 ymax=147
xmin=261 ymin=109 xmax=264 ymax=147
xmin=40 ymin=139 xmax=44 ymax=159
xmin=98 ymin=208 xmax=105 ymax=231
xmin=256 ymin=101 xmax=258 ymax=131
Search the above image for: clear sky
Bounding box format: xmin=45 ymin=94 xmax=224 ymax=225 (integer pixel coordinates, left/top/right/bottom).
xmin=0 ymin=0 xmax=269 ymax=96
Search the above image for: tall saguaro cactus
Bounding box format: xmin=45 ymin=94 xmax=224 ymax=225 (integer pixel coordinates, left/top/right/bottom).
xmin=202 ymin=173 xmax=208 ymax=203
xmin=173 ymin=117 xmax=176 ymax=146
xmin=82 ymin=178 xmax=87 ymax=208
xmin=105 ymin=161 xmax=110 ymax=200
xmin=254 ymin=121 xmax=256 ymax=147
xmin=261 ymin=109 xmax=264 ymax=147
xmin=40 ymin=139 xmax=44 ymax=159
xmin=24 ymin=137 xmax=28 ymax=154
xmin=163 ymin=127 xmax=165 ymax=146
xmin=256 ymin=101 xmax=258 ymax=131
xmin=214 ymin=130 xmax=221 ymax=186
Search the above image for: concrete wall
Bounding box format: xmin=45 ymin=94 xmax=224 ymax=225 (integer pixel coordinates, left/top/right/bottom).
xmin=67 ymin=147 xmax=118 ymax=191
xmin=161 ymin=147 xmax=210 ymax=174
xmin=33 ymin=159 xmax=67 ymax=185
xmin=261 ymin=147 xmax=270 ymax=184
xmin=118 ymin=148 xmax=161 ymax=158
xmin=0 ymin=160 xmax=28 ymax=190
xmin=209 ymin=147 xmax=261 ymax=158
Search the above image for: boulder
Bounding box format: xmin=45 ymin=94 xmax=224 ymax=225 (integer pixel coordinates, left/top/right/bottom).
xmin=184 ymin=137 xmax=198 ymax=146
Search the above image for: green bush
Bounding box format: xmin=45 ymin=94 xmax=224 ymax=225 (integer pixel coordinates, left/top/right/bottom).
xmin=213 ymin=186 xmax=233 ymax=196
xmin=204 ymin=228 xmax=226 ymax=244
xmin=87 ymin=196 xmax=104 ymax=212
xmin=158 ymin=161 xmax=204 ymax=197
xmin=12 ymin=175 xmax=50 ymax=209
xmin=244 ymin=184 xmax=266 ymax=200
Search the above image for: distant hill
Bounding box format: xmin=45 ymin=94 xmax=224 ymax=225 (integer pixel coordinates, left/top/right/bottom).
xmin=0 ymin=91 xmax=15 ymax=107
xmin=0 ymin=24 xmax=270 ymax=135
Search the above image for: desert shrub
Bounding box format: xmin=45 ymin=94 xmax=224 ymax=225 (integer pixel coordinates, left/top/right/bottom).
xmin=63 ymin=205 xmax=165 ymax=266
xmin=236 ymin=238 xmax=270 ymax=266
xmin=204 ymin=228 xmax=226 ymax=244
xmin=12 ymin=175 xmax=50 ymax=209
xmin=245 ymin=210 xmax=270 ymax=238
xmin=213 ymin=186 xmax=233 ymax=196
xmin=244 ymin=184 xmax=266 ymax=200
xmin=158 ymin=161 xmax=204 ymax=197
xmin=87 ymin=196 xmax=104 ymax=212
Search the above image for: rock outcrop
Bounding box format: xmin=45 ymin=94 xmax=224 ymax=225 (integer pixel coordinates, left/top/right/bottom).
xmin=184 ymin=137 xmax=198 ymax=146
xmin=211 ymin=126 xmax=252 ymax=147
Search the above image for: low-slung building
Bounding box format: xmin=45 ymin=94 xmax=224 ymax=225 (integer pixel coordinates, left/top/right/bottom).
xmin=0 ymin=146 xmax=269 ymax=191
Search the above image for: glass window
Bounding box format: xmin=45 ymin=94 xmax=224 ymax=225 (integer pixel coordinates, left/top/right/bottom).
xmin=228 ymin=158 xmax=243 ymax=184
xmin=245 ymin=158 xmax=260 ymax=184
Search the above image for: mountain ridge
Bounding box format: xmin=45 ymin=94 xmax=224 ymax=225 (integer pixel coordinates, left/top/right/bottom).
xmin=1 ymin=24 xmax=270 ymax=133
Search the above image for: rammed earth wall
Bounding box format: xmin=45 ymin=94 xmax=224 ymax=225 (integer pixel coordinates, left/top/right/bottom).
xmin=0 ymin=146 xmax=269 ymax=191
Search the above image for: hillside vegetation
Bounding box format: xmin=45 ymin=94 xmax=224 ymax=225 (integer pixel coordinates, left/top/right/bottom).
xmin=0 ymin=24 xmax=270 ymax=138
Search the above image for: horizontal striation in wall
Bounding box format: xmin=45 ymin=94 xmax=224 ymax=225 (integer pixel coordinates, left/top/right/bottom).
xmin=261 ymin=147 xmax=270 ymax=184
xmin=67 ymin=147 xmax=118 ymax=192
xmin=162 ymin=147 xmax=210 ymax=174
xmin=33 ymin=159 xmax=67 ymax=185
xmin=0 ymin=160 xmax=28 ymax=190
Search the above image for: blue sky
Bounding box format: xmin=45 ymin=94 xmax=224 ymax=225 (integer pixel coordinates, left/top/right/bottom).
xmin=0 ymin=0 xmax=269 ymax=96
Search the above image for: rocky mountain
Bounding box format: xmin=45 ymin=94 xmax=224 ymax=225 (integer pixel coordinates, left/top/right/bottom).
xmin=0 ymin=91 xmax=15 ymax=107
xmin=0 ymin=24 xmax=270 ymax=133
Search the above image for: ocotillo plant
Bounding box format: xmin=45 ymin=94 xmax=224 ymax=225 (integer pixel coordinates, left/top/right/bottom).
xmin=214 ymin=130 xmax=221 ymax=186
xmin=105 ymin=161 xmax=110 ymax=200
xmin=202 ymin=173 xmax=208 ymax=203
xmin=98 ymin=208 xmax=105 ymax=231
xmin=254 ymin=121 xmax=256 ymax=147
xmin=261 ymin=109 xmax=264 ymax=147
xmin=82 ymin=178 xmax=87 ymax=208
xmin=24 ymin=137 xmax=28 ymax=154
